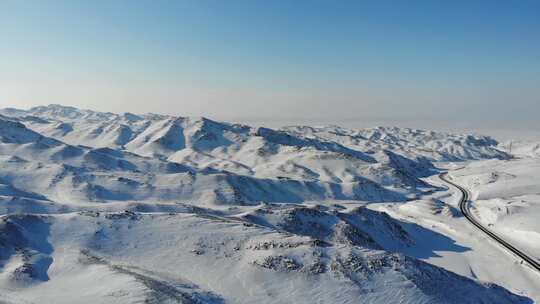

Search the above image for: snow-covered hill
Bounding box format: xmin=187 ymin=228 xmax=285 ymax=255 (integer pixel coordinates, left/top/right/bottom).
xmin=0 ymin=116 xmax=410 ymax=208
xmin=0 ymin=211 xmax=530 ymax=304
xmin=0 ymin=104 xmax=533 ymax=303
xmin=284 ymin=125 xmax=510 ymax=161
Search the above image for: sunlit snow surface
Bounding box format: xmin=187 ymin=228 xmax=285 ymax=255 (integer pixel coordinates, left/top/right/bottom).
xmin=0 ymin=105 xmax=536 ymax=303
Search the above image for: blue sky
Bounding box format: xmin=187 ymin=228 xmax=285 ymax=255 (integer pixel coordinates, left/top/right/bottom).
xmin=1 ymin=0 xmax=539 ymax=136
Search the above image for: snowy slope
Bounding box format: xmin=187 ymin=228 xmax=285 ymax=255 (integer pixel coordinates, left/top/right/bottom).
xmin=499 ymin=140 xmax=540 ymax=158
xmin=0 ymin=212 xmax=530 ymax=304
xmin=449 ymin=157 xmax=540 ymax=260
xmin=0 ymin=104 xmax=534 ymax=303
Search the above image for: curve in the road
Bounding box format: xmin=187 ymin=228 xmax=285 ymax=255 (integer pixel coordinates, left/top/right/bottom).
xmin=439 ymin=172 xmax=540 ymax=272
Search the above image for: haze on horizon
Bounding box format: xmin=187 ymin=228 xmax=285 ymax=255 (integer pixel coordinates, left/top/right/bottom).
xmin=1 ymin=0 xmax=539 ymax=139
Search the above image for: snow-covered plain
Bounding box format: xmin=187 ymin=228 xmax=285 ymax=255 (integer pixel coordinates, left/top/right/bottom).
xmin=0 ymin=104 xmax=537 ymax=303
xmin=449 ymin=156 xmax=540 ymax=263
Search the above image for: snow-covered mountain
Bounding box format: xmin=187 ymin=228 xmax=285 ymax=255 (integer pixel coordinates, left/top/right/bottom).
xmin=284 ymin=125 xmax=510 ymax=161
xmin=0 ymin=104 xmax=532 ymax=303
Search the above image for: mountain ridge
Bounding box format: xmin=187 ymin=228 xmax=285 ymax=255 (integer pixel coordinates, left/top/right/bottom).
xmin=0 ymin=104 xmax=529 ymax=303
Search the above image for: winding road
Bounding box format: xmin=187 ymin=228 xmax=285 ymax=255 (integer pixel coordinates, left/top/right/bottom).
xmin=439 ymin=172 xmax=540 ymax=272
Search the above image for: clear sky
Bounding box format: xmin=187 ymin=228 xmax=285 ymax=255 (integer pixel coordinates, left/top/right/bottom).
xmin=1 ymin=0 xmax=539 ymax=138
